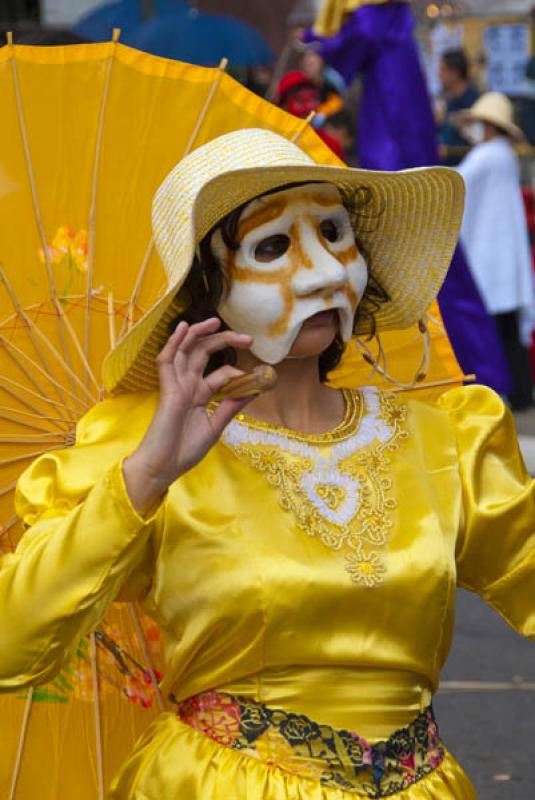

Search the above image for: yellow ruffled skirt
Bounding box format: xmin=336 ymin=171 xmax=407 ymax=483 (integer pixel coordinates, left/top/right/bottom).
xmin=108 ymin=712 xmax=477 ymax=799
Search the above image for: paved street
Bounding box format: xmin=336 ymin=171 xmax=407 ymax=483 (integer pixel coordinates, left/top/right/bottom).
xmin=436 ymin=590 xmax=535 ymax=799
xmin=433 ymin=407 xmax=535 ymax=799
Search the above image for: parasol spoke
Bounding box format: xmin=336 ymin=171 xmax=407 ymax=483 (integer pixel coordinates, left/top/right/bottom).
xmin=0 ymin=405 xmax=69 ymax=428
xmin=128 ymin=602 xmax=165 ymax=712
xmin=0 ymin=338 xmax=75 ymax=427
xmin=107 ymin=292 xmax=116 ymax=351
xmin=0 ymin=375 xmax=80 ymax=420
xmin=0 ymin=446 xmax=66 ymax=469
xmin=0 ymin=435 xmax=72 ymax=445
xmin=182 ymin=57 xmax=228 ymax=156
xmin=123 ymin=56 xmax=229 ymax=337
xmin=85 ymin=29 xmax=121 ymax=373
xmin=0 ymin=514 xmax=21 ymax=554
xmin=0 ymin=513 xmax=20 ymax=535
xmin=0 ymin=335 xmax=96 ymax=411
xmin=391 ymin=374 xmax=476 ymax=393
xmin=7 ymin=40 xmax=80 ymax=404
xmin=123 ymin=238 xmax=154 ymax=337
xmin=8 ymin=686 xmax=33 ymax=800
xmin=0 ymin=409 xmax=64 ymax=435
xmin=0 ymin=267 xmax=75 ymax=427
xmin=54 ymin=299 xmax=101 ymax=395
xmin=0 ymin=481 xmax=17 ymax=499
xmin=291 ymin=110 xmax=316 ymax=143
xmin=90 ymin=631 xmax=105 ymax=800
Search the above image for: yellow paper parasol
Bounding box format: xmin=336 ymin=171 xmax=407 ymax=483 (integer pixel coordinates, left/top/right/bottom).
xmin=0 ymin=34 xmax=463 ymax=799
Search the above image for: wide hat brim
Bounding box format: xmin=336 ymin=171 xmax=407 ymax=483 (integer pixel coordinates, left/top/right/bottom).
xmin=103 ymin=162 xmax=464 ymax=394
xmin=453 ymin=108 xmax=526 ymax=144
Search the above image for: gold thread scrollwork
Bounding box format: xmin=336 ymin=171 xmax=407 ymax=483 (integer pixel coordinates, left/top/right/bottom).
xmin=222 ymin=390 xmax=408 ymax=587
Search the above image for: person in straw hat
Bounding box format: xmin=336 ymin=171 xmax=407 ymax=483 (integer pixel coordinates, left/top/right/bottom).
xmin=301 ymin=0 xmax=513 ymax=399
xmin=1 ymin=128 xmax=534 ymax=799
xmin=456 ymin=91 xmax=535 ymax=411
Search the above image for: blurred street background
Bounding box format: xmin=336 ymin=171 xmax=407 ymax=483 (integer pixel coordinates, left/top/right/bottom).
xmin=1 ymin=0 xmax=535 ymax=796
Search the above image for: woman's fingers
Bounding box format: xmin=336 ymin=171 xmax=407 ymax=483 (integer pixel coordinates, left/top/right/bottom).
xmin=202 ymin=365 xmax=254 ymax=432
xmin=203 ymin=364 xmax=246 ymax=397
xmin=205 ymin=365 xmax=253 ymax=428
xmin=157 ymin=318 xmax=254 ymax=396
xmin=179 ymin=317 xmax=222 ymax=352
xmin=157 ymin=321 xmax=189 ymax=364
xmin=202 ymin=330 xmax=252 ymax=356
xmin=186 ymin=330 xmax=252 ymax=374
xmin=157 ymin=321 xmax=190 ymax=390
xmin=210 ymin=396 xmax=253 ymax=435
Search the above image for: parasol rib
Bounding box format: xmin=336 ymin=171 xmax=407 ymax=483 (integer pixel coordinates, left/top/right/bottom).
xmin=0 ymin=413 xmax=53 ymax=434
xmin=0 ymin=267 xmax=73 ymax=426
xmin=26 ymin=320 xmax=97 ymax=407
xmin=0 ymin=335 xmax=95 ymax=411
xmin=123 ymin=57 xmax=229 ymax=336
xmin=54 ymin=299 xmax=101 ymax=394
xmin=0 ymin=435 xmax=73 ymax=444
xmin=7 ymin=38 xmax=80 ymax=404
xmin=0 ymin=375 xmax=78 ymax=418
xmin=107 ymin=292 xmax=116 ymax=351
xmin=0 ymin=446 xmax=65 ymax=469
xmin=123 ymin=238 xmax=153 ymax=336
xmin=0 ymin=339 xmax=76 ymax=426
xmin=0 ymin=514 xmax=20 ymax=553
xmin=90 ymin=632 xmax=105 ymax=800
xmin=0 ymin=411 xmax=56 ymax=433
xmin=0 ymin=513 xmax=20 ymax=536
xmin=8 ymin=687 xmax=34 ymax=800
xmin=85 ymin=29 xmax=120 ymax=371
xmin=183 ymin=57 xmax=228 ymax=156
xmin=0 ymin=405 xmax=69 ymax=427
xmin=291 ymin=111 xmax=316 ymax=143
xmin=0 ymin=482 xmax=17 ymax=499
xmin=128 ymin=602 xmax=165 ymax=712
xmin=392 ymin=374 xmax=476 ymax=393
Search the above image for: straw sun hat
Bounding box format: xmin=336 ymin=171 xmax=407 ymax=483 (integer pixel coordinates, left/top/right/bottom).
xmin=103 ymin=128 xmax=464 ymax=393
xmin=454 ymin=92 xmax=526 ymax=143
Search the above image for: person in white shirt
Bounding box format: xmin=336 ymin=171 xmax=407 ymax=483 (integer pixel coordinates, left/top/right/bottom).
xmin=457 ymin=92 xmax=535 ymax=410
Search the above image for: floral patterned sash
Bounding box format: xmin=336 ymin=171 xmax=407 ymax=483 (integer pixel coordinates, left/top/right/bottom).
xmin=174 ymin=690 xmax=444 ymax=797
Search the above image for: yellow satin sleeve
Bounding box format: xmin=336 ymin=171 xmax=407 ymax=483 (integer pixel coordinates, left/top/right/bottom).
xmin=440 ymin=386 xmax=535 ymax=638
xmin=0 ymin=393 xmax=161 ymax=690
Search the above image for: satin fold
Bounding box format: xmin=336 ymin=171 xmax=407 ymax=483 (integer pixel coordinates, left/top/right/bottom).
xmin=108 ymin=713 xmax=477 ymax=799
xmin=219 ymin=667 xmax=432 ymax=743
xmin=1 ymin=384 xmax=533 ymax=797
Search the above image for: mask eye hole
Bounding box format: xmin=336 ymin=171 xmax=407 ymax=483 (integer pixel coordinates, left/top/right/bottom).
xmin=320 ymin=218 xmax=341 ymax=243
xmin=254 ymin=234 xmax=290 ymax=262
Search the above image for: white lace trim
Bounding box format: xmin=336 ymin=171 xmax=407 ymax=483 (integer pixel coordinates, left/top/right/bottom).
xmin=222 ymin=389 xmax=394 ymax=528
xmin=223 ymin=388 xmax=392 ymax=464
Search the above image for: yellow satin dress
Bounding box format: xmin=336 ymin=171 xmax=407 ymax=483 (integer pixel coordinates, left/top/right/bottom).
xmin=1 ymin=384 xmax=534 ymax=798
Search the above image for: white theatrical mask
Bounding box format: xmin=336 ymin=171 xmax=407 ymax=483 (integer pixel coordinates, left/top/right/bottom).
xmin=211 ymin=183 xmax=368 ymax=364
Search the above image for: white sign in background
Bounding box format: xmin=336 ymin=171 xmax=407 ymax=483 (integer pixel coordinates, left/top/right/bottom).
xmin=484 ymin=24 xmax=531 ymax=95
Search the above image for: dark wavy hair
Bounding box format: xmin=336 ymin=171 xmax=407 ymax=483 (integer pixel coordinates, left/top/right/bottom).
xmin=170 ymin=183 xmax=389 ymax=382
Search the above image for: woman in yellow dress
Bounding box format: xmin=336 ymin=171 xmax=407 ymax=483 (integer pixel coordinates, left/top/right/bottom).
xmin=1 ymin=128 xmax=534 ymax=799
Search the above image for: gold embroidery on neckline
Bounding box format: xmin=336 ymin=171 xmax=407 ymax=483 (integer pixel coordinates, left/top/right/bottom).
xmin=222 ymin=389 xmax=408 ymax=587
xmin=234 ymin=388 xmax=362 ymax=444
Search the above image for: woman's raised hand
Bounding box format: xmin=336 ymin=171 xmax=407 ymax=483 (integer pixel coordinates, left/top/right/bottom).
xmin=123 ymin=318 xmax=252 ymax=515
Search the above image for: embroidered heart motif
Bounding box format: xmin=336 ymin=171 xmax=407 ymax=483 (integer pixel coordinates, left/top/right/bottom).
xmin=316 ymin=483 xmax=347 ymax=511
xmin=300 ymin=469 xmax=359 ymax=526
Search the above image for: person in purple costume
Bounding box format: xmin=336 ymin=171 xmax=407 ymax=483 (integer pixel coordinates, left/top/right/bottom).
xmin=303 ymin=0 xmax=512 ymax=393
